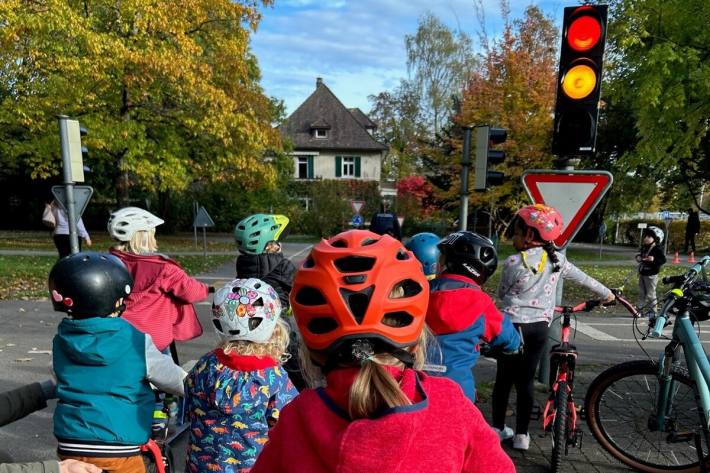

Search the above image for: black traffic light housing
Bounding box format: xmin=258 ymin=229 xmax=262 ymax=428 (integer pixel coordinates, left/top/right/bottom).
xmin=474 ymin=125 xmax=507 ymax=191
xmin=551 ymin=5 xmax=608 ymax=156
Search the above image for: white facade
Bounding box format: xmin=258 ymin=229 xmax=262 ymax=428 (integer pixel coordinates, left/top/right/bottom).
xmin=292 ymin=151 xmax=383 ymax=181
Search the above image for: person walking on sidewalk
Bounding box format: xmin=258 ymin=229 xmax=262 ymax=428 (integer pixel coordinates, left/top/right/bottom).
xmin=636 ymin=226 xmax=667 ymax=318
xmin=49 ymin=200 xmax=91 ymax=259
xmin=685 ymin=207 xmax=701 ymax=255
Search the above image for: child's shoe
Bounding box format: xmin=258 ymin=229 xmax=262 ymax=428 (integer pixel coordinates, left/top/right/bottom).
xmin=492 ymin=425 xmax=514 ymax=441
xmin=513 ymin=433 xmax=530 ymax=450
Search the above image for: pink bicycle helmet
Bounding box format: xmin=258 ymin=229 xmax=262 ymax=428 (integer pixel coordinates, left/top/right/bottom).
xmin=516 ymin=204 xmax=564 ymax=242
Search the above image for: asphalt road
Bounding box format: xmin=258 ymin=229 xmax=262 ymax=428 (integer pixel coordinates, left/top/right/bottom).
xmin=0 ymin=241 xmax=702 ymax=472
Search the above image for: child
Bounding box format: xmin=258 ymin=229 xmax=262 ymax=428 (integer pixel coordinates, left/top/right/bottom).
xmin=185 ymin=278 xmax=297 ymax=473
xmin=250 ymin=230 xmax=515 ymax=473
xmin=108 ymin=207 xmax=210 ymax=353
xmin=636 ymin=226 xmax=667 ymax=318
xmin=405 ymin=232 xmax=441 ymax=280
xmin=234 ymin=214 xmax=302 ymax=389
xmin=491 ymin=204 xmax=614 ymax=450
xmin=49 ymin=252 xmax=187 ymax=472
xmin=426 ymin=231 xmax=520 ymax=403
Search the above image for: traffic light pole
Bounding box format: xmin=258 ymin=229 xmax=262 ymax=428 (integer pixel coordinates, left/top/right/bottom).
xmin=459 ymin=126 xmax=473 ymax=231
xmin=58 ymin=115 xmax=80 ymax=255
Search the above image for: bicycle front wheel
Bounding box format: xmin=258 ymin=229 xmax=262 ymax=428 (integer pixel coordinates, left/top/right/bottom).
xmin=551 ymin=381 xmax=568 ymax=473
xmin=585 ymin=360 xmax=709 ymax=473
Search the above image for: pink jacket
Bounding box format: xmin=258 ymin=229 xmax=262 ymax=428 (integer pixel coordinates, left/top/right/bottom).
xmin=251 ymin=367 xmax=515 ymax=473
xmin=110 ymin=249 xmax=208 ymax=351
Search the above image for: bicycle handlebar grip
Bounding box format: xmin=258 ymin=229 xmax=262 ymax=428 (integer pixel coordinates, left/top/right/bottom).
xmin=650 ymin=316 xmax=666 ymax=338
xmin=662 ymin=275 xmax=685 ymax=285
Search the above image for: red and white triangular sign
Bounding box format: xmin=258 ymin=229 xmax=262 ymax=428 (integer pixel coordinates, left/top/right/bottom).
xmin=522 ymin=170 xmax=613 ymax=249
xmin=350 ymin=200 xmax=365 ymax=215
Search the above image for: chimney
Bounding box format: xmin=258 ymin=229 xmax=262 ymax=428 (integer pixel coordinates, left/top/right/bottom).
xmin=316 ymin=77 xmax=323 ymax=88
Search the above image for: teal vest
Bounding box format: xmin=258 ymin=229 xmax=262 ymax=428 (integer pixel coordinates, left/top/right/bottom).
xmin=53 ymin=317 xmax=154 ymax=445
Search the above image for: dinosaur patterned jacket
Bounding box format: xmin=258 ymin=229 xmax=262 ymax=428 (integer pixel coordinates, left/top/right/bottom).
xmin=185 ymin=349 xmax=297 ymax=473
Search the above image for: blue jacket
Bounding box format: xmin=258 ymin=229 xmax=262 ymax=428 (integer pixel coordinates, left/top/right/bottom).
xmin=53 ymin=317 xmax=185 ymax=456
xmin=426 ymin=274 xmax=520 ymax=401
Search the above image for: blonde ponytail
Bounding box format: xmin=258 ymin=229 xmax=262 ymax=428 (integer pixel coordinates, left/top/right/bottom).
xmin=348 ymin=359 xmax=412 ymax=419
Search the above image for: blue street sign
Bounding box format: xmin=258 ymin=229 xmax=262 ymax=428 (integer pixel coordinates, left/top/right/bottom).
xmin=352 ymin=214 xmax=364 ymax=227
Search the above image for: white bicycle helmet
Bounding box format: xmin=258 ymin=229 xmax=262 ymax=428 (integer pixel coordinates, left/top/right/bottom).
xmin=211 ymin=278 xmax=282 ymax=343
xmin=644 ymin=225 xmax=665 ymax=244
xmin=107 ymin=207 xmax=165 ymax=242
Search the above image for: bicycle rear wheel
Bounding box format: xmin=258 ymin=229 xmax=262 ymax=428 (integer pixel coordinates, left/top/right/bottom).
xmin=585 ymin=360 xmax=709 ymax=473
xmin=551 ymin=381 xmax=568 ymax=473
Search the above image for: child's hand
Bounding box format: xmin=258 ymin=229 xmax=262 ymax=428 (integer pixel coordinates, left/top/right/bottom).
xmin=646 ymin=256 xmax=654 ymax=262
xmin=635 ymin=254 xmax=642 ymax=262
xmin=59 ymin=459 xmax=102 ymax=473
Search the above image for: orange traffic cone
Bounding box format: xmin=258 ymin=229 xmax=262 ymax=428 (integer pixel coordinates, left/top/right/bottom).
xmin=689 ymin=252 xmax=696 ymax=263
xmin=672 ymin=251 xmax=681 ymax=264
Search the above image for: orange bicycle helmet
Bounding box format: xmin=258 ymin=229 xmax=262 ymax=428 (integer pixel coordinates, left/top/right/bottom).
xmin=290 ymin=230 xmax=429 ymax=361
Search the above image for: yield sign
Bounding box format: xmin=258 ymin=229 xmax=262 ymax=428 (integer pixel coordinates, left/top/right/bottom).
xmin=52 ymin=185 xmax=93 ymax=224
xmin=350 ymin=200 xmax=365 ymax=215
xmin=521 ymin=170 xmax=613 ymax=249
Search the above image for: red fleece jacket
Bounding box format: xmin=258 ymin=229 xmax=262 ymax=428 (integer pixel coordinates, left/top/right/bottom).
xmin=110 ymin=249 xmax=208 ymax=351
xmin=251 ymin=367 xmax=515 ymax=473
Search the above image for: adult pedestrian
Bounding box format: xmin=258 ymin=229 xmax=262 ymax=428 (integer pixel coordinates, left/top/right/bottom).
xmin=369 ymin=202 xmax=402 ymax=240
xmin=50 ymin=200 xmax=91 ymax=259
xmin=685 ymin=207 xmax=701 ymax=255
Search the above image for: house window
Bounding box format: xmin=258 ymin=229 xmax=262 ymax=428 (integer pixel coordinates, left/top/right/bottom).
xmin=296 ymin=156 xmax=314 ymax=179
xmin=298 ymin=197 xmax=312 ymax=211
xmin=315 ymin=129 xmax=328 ymax=138
xmin=342 ymin=156 xmax=355 ymax=177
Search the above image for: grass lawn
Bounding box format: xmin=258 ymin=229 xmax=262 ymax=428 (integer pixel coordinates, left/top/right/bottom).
xmin=0 ymin=254 xmax=232 ymax=300
xmin=483 ymin=263 xmax=688 ymax=308
xmin=0 ymin=231 xmax=236 ymax=252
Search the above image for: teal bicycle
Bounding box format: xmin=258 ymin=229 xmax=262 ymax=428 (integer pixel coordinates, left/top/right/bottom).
xmin=585 ymin=256 xmax=710 ymax=472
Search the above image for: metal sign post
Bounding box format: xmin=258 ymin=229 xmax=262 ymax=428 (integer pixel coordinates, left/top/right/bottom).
xmin=57 ymin=116 xmax=83 ymax=254
xmin=662 ymin=210 xmax=672 ymax=255
xmin=637 ymin=222 xmax=647 ymax=248
xmin=193 ymin=206 xmax=215 ymax=258
xmin=598 ymin=222 xmax=607 ymax=259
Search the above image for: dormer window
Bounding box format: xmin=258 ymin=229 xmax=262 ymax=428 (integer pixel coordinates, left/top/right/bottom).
xmin=315 ymin=128 xmax=328 ymax=139
xmin=310 ymin=118 xmax=331 ymax=140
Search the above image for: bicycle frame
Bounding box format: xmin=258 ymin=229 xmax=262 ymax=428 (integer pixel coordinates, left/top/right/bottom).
xmin=543 ymin=310 xmax=579 ymax=437
xmin=648 ymin=257 xmax=710 ymax=447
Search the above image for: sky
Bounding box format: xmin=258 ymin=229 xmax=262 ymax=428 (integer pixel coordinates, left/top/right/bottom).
xmin=251 ymin=0 xmax=583 ymax=115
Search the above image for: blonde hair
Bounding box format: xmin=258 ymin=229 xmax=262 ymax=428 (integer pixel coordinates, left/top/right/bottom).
xmin=222 ymin=319 xmax=291 ymax=361
xmin=115 ymin=229 xmax=158 ymax=255
xmin=298 ymin=327 xmax=430 ymax=420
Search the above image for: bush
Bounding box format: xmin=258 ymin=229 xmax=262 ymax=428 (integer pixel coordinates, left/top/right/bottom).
xmin=612 ymin=219 xmax=710 ymax=251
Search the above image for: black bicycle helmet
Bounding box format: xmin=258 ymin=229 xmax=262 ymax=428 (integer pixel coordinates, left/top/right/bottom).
xmin=48 ymin=252 xmax=133 ymax=318
xmin=437 ymin=231 xmax=498 ymax=285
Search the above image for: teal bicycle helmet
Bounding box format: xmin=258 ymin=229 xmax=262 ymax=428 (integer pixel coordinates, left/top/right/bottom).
xmin=234 ymin=214 xmax=290 ymax=254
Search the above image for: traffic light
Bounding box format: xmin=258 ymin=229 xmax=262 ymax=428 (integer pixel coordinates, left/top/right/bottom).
xmin=474 ymin=125 xmax=507 ymax=191
xmin=551 ymin=5 xmax=608 ymax=156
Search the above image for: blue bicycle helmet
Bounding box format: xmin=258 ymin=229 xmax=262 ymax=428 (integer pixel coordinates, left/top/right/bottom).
xmin=405 ymin=232 xmax=441 ymax=278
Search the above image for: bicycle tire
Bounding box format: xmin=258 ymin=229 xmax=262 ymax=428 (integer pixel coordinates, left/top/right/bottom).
xmin=585 ymin=360 xmax=710 ymax=473
xmin=551 ymin=381 xmax=568 ymax=473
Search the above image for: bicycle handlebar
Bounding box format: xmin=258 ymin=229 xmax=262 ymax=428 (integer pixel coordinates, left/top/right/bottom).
xmin=554 ymin=299 xmax=604 ymax=314
xmin=649 ymin=255 xmax=710 ymax=339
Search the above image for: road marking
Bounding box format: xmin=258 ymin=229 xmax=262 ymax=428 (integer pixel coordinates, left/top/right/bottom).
xmin=287 ymin=245 xmax=313 ymax=261
xmin=575 ymin=321 xmax=620 ymax=341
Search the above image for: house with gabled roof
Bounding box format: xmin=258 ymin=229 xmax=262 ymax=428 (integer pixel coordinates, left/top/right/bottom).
xmin=279 ymin=78 xmax=390 ymax=194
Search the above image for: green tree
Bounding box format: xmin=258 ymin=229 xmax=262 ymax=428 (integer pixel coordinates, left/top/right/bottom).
xmin=368 ymin=80 xmax=426 ymax=179
xmin=405 ymin=12 xmax=476 ymax=136
xmin=609 ymin=0 xmax=709 ymax=209
xmin=0 ymin=0 xmax=281 ymax=205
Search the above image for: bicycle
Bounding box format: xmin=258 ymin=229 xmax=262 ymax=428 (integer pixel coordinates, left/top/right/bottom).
xmin=544 ymin=298 xmax=614 ymax=472
xmin=585 ymin=255 xmax=710 ymax=473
